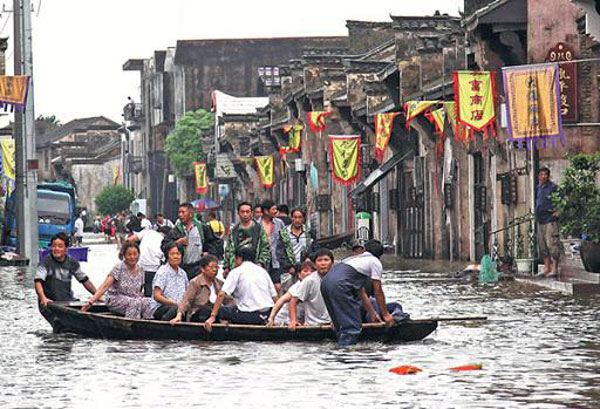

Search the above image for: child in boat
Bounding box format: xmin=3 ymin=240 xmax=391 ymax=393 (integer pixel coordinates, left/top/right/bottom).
xmin=81 ymin=242 xmax=153 ymax=319
xmin=170 ymin=255 xmax=222 ymax=323
xmin=287 ymin=248 xmax=334 ymax=330
xmin=266 ymin=260 xmax=315 ymax=326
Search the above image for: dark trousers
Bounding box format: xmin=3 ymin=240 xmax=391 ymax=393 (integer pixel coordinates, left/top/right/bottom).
xmin=320 ymin=263 xmax=369 ymax=347
xmin=144 ymin=271 xmax=157 ymax=298
xmin=218 ymin=306 xmax=271 ymax=325
xmin=153 ymin=305 xmax=178 ymax=321
xmin=189 ymin=304 xmax=214 ymax=323
xmin=182 ymin=262 xmax=201 ymax=280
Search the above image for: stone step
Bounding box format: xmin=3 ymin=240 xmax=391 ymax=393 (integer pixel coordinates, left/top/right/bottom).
xmin=537 ymin=264 xmax=599 ymax=284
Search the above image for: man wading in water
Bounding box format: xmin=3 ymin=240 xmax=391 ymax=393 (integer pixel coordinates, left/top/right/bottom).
xmin=320 ymin=240 xmax=394 ymax=347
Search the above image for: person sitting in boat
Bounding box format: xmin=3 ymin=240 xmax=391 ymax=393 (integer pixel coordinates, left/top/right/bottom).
xmin=204 ymin=247 xmax=277 ymax=331
xmin=35 ymin=233 xmax=97 ymax=312
xmin=288 ymin=248 xmax=333 ymax=331
xmin=320 ymin=240 xmax=394 ymax=347
xmin=169 ymin=255 xmax=222 ymax=324
xmin=81 ymin=242 xmax=153 ymax=319
xmin=150 ymin=243 xmax=189 ymax=321
xmin=266 ymin=260 xmax=315 ymax=327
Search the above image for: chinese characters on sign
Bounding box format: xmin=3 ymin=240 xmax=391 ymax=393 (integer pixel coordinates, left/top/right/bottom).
xmin=453 ymin=71 xmax=497 ymax=141
xmin=546 ymin=43 xmax=578 ymax=123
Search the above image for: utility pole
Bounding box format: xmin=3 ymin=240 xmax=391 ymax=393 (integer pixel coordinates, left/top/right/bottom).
xmin=14 ymin=0 xmax=38 ymax=265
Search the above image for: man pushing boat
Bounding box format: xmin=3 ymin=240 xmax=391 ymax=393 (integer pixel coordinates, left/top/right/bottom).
xmin=320 ymin=239 xmax=394 ymax=347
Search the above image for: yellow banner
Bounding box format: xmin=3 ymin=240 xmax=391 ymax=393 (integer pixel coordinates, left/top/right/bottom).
xmin=0 ymin=76 xmax=29 ymax=109
xmin=329 ymin=135 xmax=361 ymax=185
xmin=255 ymin=155 xmax=275 ymax=188
xmin=193 ymin=162 xmax=208 ymax=193
xmin=426 ymin=108 xmax=445 ymax=135
xmin=454 ymin=71 xmax=497 ymax=139
xmin=374 ymin=113 xmax=399 ymax=162
xmin=502 ymin=63 xmax=563 ymax=146
xmin=0 ymin=139 xmax=15 ymax=193
xmin=283 ymin=124 xmax=303 ymax=152
xmin=307 ymin=111 xmax=331 ymax=132
xmin=404 ymin=101 xmax=440 ymax=128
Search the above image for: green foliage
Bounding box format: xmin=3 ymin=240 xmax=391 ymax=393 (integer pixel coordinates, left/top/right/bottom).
xmin=165 ymin=109 xmax=214 ymax=177
xmin=551 ymin=153 xmax=600 ymax=243
xmin=95 ymin=185 xmax=135 ymax=215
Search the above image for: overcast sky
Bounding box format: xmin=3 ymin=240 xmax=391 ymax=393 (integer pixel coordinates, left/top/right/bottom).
xmin=1 ymin=0 xmax=463 ymax=126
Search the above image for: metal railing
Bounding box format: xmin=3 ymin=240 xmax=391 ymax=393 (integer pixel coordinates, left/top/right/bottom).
xmin=490 ymin=212 xmax=537 ymax=262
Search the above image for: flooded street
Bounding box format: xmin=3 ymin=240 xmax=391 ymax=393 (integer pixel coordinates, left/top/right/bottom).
xmin=1 ymin=243 xmax=598 ymax=409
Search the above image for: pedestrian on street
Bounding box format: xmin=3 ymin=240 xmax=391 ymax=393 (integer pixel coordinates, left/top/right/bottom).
xmin=277 ymin=204 xmax=292 ymax=226
xmin=253 ymin=203 xmax=263 ymax=221
xmin=535 ymin=167 xmax=563 ymax=278
xmin=224 ymin=202 xmax=271 ymax=277
xmin=320 ymin=239 xmax=394 ymax=347
xmin=74 ymin=214 xmax=84 ymax=246
xmin=154 ymin=213 xmax=174 ymax=230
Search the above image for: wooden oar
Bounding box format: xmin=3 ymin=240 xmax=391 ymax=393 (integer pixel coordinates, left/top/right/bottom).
xmin=411 ymin=316 xmax=488 ymax=323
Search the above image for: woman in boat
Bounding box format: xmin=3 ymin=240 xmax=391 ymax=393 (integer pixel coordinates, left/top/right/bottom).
xmin=170 ymin=255 xmax=222 ymax=324
xmin=82 ymin=242 xmax=152 ymax=319
xmin=150 ymin=243 xmax=189 ymax=320
xmin=266 ymin=260 xmax=315 ymax=327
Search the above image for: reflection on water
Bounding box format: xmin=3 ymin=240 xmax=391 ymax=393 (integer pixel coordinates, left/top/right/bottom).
xmin=0 ymin=244 xmax=598 ymax=408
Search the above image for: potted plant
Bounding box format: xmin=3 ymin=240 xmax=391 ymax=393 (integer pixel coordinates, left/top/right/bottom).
xmin=551 ymin=153 xmax=600 ymax=273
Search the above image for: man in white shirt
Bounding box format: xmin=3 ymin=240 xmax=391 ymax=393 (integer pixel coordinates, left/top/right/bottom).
xmin=128 ymin=225 xmax=171 ymax=296
xmin=73 ymin=216 xmax=84 ymax=246
xmin=288 ymin=248 xmax=333 ymax=330
xmin=320 ymin=240 xmax=394 ymax=347
xmin=205 ymin=247 xmax=277 ymax=330
xmin=139 ymin=213 xmax=153 ymax=230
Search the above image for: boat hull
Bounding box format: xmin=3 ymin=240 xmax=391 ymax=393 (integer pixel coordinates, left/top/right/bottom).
xmin=42 ymin=303 xmax=437 ymax=343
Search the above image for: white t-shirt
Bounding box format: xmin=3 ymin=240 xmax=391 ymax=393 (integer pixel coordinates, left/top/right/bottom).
xmin=136 ymin=229 xmax=165 ymax=272
xmin=275 ymin=281 xmax=304 ymax=325
xmin=342 ymin=252 xmax=383 ymax=281
xmin=222 ymin=261 xmax=277 ymax=312
xmin=292 ymin=272 xmax=330 ymax=325
xmin=74 ymin=218 xmax=84 ymax=237
xmin=141 ymin=218 xmax=153 ymax=230
xmin=209 ymin=283 xmax=217 ymax=304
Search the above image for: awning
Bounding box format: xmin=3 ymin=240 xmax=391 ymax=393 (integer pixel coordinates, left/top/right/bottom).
xmin=349 ymin=152 xmax=410 ymax=198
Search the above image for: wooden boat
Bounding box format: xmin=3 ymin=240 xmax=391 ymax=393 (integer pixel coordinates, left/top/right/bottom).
xmin=40 ymin=302 xmax=438 ymax=343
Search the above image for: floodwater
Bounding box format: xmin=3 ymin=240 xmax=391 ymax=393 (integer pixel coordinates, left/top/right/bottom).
xmin=0 ymin=242 xmax=598 ymax=409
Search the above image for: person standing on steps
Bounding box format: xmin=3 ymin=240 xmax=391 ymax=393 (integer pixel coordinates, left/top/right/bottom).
xmin=535 ymin=167 xmax=563 ymax=278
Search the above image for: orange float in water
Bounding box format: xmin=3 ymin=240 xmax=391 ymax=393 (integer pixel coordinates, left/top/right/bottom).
xmin=449 ymin=364 xmax=483 ymax=371
xmin=389 ymin=365 xmax=423 ymax=375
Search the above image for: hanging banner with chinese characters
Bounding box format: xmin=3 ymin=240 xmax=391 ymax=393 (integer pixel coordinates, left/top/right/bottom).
xmin=546 ymin=43 xmax=578 ymax=123
xmin=278 ymin=146 xmax=290 ymax=174
xmin=403 ymin=100 xmax=439 ymax=129
xmin=453 ymin=71 xmax=497 ymax=141
xmin=502 ymin=63 xmax=564 ymax=148
xmin=255 ymin=155 xmax=275 ymax=188
xmin=329 ymin=135 xmax=361 ymax=185
xmin=425 ymin=107 xmax=445 ymax=136
xmin=283 ymin=124 xmax=303 ymax=152
xmin=0 ymin=76 xmax=30 ymax=111
xmin=0 ymin=139 xmax=15 ymax=194
xmin=307 ymin=111 xmax=331 ymax=132
xmin=374 ymin=112 xmax=399 ymax=162
xmin=193 ymin=162 xmax=208 ymax=194
xmin=443 ymin=101 xmax=459 ymax=139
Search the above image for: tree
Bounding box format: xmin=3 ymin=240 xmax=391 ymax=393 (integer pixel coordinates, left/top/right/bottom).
xmin=165 ymin=109 xmax=214 ymax=177
xmin=95 ymin=185 xmax=135 ymax=215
